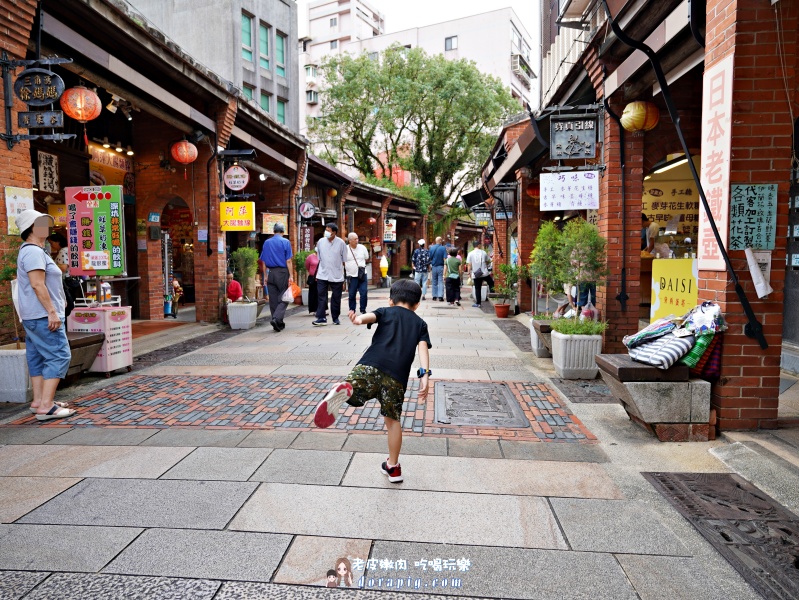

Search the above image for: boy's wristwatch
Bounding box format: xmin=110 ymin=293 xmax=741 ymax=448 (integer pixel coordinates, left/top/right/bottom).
xmin=417 ymin=367 xmax=432 ymax=378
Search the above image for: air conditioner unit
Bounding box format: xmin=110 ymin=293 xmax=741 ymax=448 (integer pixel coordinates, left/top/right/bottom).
xmin=306 ymin=90 xmax=319 ymax=105
xmin=511 ymin=54 xmax=531 ymax=90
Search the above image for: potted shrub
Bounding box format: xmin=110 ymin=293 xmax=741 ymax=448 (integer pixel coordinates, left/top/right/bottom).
xmin=0 ymin=234 xmax=32 ymax=403
xmin=230 ymin=247 xmax=260 ymax=298
xmin=293 ymin=249 xmax=313 ymax=305
xmin=549 ymin=218 xmax=610 ymax=379
xmin=493 ymin=263 xmax=522 ymax=318
xmin=528 ymin=221 xmax=564 ymax=357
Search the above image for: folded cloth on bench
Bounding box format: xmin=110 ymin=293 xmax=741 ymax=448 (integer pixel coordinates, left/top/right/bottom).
xmin=628 ymin=332 xmax=695 ymax=370
xmin=679 ymin=331 xmax=714 ymax=368
xmin=623 ymin=316 xmax=678 ymax=349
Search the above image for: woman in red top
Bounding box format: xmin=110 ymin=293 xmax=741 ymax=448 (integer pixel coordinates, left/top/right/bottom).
xmin=304 ymin=250 xmax=319 ymax=315
xmin=226 ymin=271 xmax=243 ymax=302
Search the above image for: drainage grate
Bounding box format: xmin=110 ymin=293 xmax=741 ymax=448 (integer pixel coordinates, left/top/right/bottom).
xmin=433 ymin=382 xmax=530 ymax=428
xmin=644 ymin=472 xmax=799 ymax=600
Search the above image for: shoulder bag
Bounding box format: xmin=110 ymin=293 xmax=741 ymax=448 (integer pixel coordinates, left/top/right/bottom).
xmin=350 ymin=246 xmax=366 ymax=280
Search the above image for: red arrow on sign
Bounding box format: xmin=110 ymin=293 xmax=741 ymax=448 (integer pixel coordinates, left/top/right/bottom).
xmin=73 ymin=191 xmax=90 ymax=201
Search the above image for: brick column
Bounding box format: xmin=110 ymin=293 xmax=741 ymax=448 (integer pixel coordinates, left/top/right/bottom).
xmin=0 ymin=1 xmax=37 ymax=343
xmin=517 ymin=172 xmax=541 ymax=312
xmin=700 ymin=0 xmax=797 ymax=430
xmin=287 ymin=150 xmax=308 ymax=279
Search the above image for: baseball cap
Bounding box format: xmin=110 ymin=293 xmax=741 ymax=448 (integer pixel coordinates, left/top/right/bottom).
xmin=418 ymin=239 xmax=426 ymax=245
xmin=15 ymin=209 xmax=54 ymax=234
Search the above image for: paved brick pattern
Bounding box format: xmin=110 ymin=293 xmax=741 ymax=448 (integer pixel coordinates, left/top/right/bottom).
xmin=5 ymin=376 xmax=595 ymax=442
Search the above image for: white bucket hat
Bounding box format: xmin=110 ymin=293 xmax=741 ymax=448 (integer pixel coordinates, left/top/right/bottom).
xmin=15 ymin=209 xmax=54 ymax=234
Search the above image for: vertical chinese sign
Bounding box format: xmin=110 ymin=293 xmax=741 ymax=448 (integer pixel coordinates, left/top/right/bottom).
xmin=300 ymin=226 xmax=313 ymax=251
xmin=728 ymin=184 xmax=778 ymax=250
xmin=698 ymin=55 xmax=734 ymax=271
xmin=65 ymin=186 xmax=126 ymax=276
xmin=37 ymin=151 xmax=59 ymax=193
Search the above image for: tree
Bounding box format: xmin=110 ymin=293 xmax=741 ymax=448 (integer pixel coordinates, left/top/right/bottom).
xmin=310 ymin=45 xmax=520 ymax=214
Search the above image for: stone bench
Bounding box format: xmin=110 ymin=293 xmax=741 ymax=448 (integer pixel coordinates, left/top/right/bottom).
xmin=65 ymin=331 xmax=105 ymax=378
xmin=595 ymin=354 xmax=713 ymax=442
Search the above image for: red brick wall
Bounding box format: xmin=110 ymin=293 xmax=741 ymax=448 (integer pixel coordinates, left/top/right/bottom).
xmin=516 ymin=171 xmax=540 ymax=312
xmin=0 ymin=1 xmax=37 ymax=343
xmin=701 ymin=0 xmax=797 ymax=430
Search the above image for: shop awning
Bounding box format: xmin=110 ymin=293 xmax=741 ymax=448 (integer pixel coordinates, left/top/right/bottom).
xmin=483 ymin=114 xmax=548 ymax=194
xmin=460 ymin=187 xmax=489 ymax=210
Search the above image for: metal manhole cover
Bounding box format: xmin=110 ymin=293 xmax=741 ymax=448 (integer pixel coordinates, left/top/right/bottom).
xmin=644 ymin=472 xmax=799 ymax=599
xmin=433 ymin=382 xmax=530 ymax=428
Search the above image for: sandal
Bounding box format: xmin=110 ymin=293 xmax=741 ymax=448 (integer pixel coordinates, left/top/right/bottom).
xmin=36 ymin=405 xmax=76 ymax=421
xmin=30 ymin=401 xmax=69 ymax=414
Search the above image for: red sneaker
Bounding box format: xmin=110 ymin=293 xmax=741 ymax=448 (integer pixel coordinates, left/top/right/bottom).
xmin=313 ymin=382 xmax=353 ymax=428
xmin=381 ymin=460 xmax=403 ymax=483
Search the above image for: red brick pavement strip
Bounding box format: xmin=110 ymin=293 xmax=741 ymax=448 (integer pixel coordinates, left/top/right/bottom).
xmin=5 ymin=376 xmax=596 ymax=443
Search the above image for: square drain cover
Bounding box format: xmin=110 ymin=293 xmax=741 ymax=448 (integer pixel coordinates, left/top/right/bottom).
xmin=434 ymin=382 xmax=529 ymax=428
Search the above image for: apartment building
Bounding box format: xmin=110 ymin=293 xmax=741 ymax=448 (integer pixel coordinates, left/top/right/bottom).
xmin=299 ymin=6 xmax=537 ymax=136
xmin=131 ymin=0 xmax=300 ymax=131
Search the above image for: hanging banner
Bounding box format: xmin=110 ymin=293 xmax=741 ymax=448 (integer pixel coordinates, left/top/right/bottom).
xmin=88 ymin=143 xmax=135 ymax=196
xmin=301 ymin=226 xmax=313 ymax=250
xmin=65 ymin=186 xmax=126 ymax=277
xmin=643 ymin=179 xmax=701 ymax=238
xmin=540 ymin=171 xmax=599 ymax=211
xmin=220 ymin=202 xmax=256 ymax=231
xmin=261 ymin=212 xmax=288 ymax=234
xmin=37 ymin=151 xmax=59 ymax=193
xmin=4 ymin=186 xmax=34 ymax=234
xmin=698 ymin=55 xmax=734 ymax=271
xmin=383 ymin=219 xmax=396 ymax=242
xmin=728 ymin=184 xmax=778 ymax=250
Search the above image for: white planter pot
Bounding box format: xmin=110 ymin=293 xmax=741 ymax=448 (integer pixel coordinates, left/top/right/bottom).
xmin=301 ymin=288 xmax=309 ymax=306
xmin=529 ymin=319 xmax=551 ymax=358
xmin=227 ymin=302 xmax=258 ymax=330
xmin=0 ymin=345 xmax=32 ymax=403
xmin=551 ymin=330 xmax=603 ymax=379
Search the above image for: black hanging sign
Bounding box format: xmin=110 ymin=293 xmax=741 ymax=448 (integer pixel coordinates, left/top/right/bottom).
xmin=550 ymin=114 xmax=598 ymax=160
xmin=13 ymin=68 xmax=65 ymax=106
xmin=19 ymin=110 xmax=63 ymax=128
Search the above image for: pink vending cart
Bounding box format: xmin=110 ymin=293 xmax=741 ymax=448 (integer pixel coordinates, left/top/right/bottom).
xmin=67 ymin=306 xmax=133 ymax=376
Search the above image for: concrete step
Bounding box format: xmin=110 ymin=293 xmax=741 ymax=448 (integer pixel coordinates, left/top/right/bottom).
xmin=711 ymin=432 xmax=799 ymax=516
xmin=782 ymin=341 xmax=799 ymax=375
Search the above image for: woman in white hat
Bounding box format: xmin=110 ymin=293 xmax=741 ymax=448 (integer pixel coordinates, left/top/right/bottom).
xmin=15 ymin=209 xmax=75 ymax=421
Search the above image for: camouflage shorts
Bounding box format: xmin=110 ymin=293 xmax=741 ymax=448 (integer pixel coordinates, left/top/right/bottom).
xmin=345 ymin=364 xmax=406 ymax=422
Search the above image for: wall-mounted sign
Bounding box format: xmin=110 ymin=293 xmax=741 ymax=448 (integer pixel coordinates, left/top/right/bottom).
xmin=19 ymin=111 xmax=63 ymax=129
xmin=299 ymin=201 xmax=316 ymax=219
xmin=148 ymin=212 xmax=160 ymax=223
xmin=383 ymin=219 xmax=396 ymax=242
xmin=4 ymin=186 xmax=34 ymax=234
xmin=220 ymin=202 xmax=255 ymax=231
xmin=550 ymin=115 xmax=597 ymax=160
xmin=262 ymin=212 xmax=288 ymax=234
xmin=540 ymin=171 xmax=599 ymax=211
xmin=65 ymin=185 xmax=125 ymax=277
xmin=13 ymin=68 xmax=65 ymax=106
xmin=728 ymin=184 xmax=777 ymax=250
xmin=89 ymin=143 xmax=134 ymax=196
xmin=224 ymin=165 xmax=250 ymax=191
xmin=643 ymin=180 xmax=701 ymax=238
xmin=698 ymin=55 xmax=734 ymax=271
xmin=301 ymin=226 xmax=313 ymax=250
xmin=38 ymin=151 xmax=59 ymax=194
xmin=48 ymin=204 xmax=67 ymax=226
xmin=473 ymin=210 xmax=492 ymax=227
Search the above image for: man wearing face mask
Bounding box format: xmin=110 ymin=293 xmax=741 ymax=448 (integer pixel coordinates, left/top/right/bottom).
xmin=313 ymin=223 xmax=348 ymax=326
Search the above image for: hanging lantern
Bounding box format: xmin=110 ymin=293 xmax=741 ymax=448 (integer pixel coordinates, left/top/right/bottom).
xmin=60 ymin=85 xmax=102 ymax=145
xmin=525 ymin=182 xmax=540 ymax=198
xmin=620 ymin=101 xmax=659 ymax=134
xmin=327 ymin=188 xmax=338 ymax=198
xmin=171 ymin=140 xmax=198 ymax=180
xmin=410 ymin=221 xmax=417 ymax=228
xmin=368 ymin=217 xmax=377 ymax=225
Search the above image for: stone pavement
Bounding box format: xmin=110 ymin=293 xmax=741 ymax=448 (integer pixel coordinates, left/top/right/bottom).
xmin=0 ymin=287 xmax=768 ymax=599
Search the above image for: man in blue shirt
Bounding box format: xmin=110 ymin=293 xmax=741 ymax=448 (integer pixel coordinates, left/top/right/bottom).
xmin=427 ymin=236 xmax=447 ymax=302
xmin=259 ymin=223 xmax=293 ymax=332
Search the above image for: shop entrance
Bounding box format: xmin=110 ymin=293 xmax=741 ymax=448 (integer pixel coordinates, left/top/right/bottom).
xmin=161 ymin=199 xmax=195 ymax=305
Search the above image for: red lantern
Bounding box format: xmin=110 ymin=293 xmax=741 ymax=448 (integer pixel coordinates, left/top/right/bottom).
xmin=327 ymin=188 xmax=338 ymax=198
xmin=171 ymin=140 xmax=198 ymax=179
xmin=60 ymin=85 xmax=102 ymax=145
xmin=525 ymin=182 xmax=540 ymax=198
xmin=368 ymin=217 xmax=377 ymax=225
xmin=410 ymin=221 xmax=417 ymax=228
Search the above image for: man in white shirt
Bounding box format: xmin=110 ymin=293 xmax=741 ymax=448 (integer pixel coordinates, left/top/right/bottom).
xmin=465 ymin=241 xmax=489 ymax=307
xmin=642 ymin=212 xmax=660 ymax=253
xmin=313 ymin=223 xmax=348 ymax=326
xmin=345 ymin=232 xmax=370 ymax=314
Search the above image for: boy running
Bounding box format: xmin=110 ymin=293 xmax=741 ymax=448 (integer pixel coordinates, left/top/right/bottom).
xmin=313 ymin=279 xmax=432 ymax=483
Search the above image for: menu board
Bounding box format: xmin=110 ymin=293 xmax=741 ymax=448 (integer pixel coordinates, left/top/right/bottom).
xmin=65 ymin=186 xmax=125 ymax=276
xmin=728 ymin=184 xmax=778 ymax=250
xmin=68 ymin=306 xmax=132 ymax=373
xmin=540 ymin=171 xmax=599 ymax=211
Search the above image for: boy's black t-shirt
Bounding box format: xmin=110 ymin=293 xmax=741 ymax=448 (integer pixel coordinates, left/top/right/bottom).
xmin=358 ymin=306 xmax=432 ymax=389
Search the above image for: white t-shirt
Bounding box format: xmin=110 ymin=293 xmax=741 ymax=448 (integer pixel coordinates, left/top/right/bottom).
xmin=646 ymin=222 xmax=660 ymax=248
xmin=466 ymin=248 xmax=488 ymax=276
xmin=344 ymin=243 xmax=369 ymax=278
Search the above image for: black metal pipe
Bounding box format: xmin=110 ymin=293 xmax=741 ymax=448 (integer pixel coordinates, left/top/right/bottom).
xmin=689 ymin=0 xmax=706 ymax=48
xmin=600 ymin=0 xmax=766 ymax=349
xmin=206 ymin=130 xmax=217 ymax=258
xmin=604 ymin=98 xmax=629 ymax=312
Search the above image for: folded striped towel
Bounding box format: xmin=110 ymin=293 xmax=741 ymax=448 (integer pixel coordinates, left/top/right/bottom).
xmin=628 ymin=332 xmax=696 ymax=370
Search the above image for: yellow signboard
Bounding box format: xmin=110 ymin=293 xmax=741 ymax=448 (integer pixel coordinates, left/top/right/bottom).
xmin=650 ymin=258 xmax=698 ymax=321
xmin=262 ymin=213 xmax=288 ymax=234
xmin=48 ymin=203 xmax=67 ymax=226
xmin=220 ymin=202 xmax=256 ymax=231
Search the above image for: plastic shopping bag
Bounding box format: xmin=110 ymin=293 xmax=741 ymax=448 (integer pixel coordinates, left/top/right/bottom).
xmin=281 ymin=287 xmax=294 ymax=303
